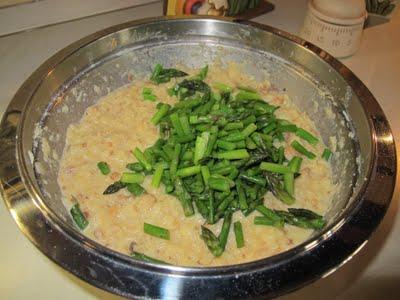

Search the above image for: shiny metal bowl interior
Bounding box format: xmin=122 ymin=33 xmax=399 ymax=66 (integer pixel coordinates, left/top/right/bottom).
xmin=0 ymin=18 xmax=396 ymax=299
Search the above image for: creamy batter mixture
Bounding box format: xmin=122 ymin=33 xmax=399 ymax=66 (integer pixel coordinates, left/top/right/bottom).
xmin=58 ymin=65 xmax=334 ymax=266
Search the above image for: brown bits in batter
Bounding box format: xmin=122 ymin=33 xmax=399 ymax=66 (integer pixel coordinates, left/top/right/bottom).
xmin=142 ymin=194 xmax=157 ymax=205
xmin=258 ymin=83 xmax=269 ymax=94
xmin=268 ymin=85 xmax=280 ymax=93
xmin=170 ymin=220 xmax=180 ymax=230
xmin=285 ymin=147 xmax=296 ymax=157
xmin=282 ymin=227 xmax=289 ymax=235
xmin=107 ymin=204 xmax=120 ymax=218
xmin=64 ymin=166 xmax=76 ymax=174
xmin=130 ymin=205 xmax=138 ymax=214
xmin=94 ymin=229 xmax=104 ymax=240
xmin=75 ymin=193 xmax=89 ymax=203
xmin=129 ymin=241 xmax=136 ymax=253
xmin=117 ymin=194 xmax=131 ymax=202
xmin=272 ymin=95 xmax=284 ymax=106
xmin=83 ymin=210 xmax=90 ymax=219
xmin=70 ymin=195 xmax=78 ymax=204
xmin=110 ymin=172 xmax=121 ymax=181
xmin=105 ymin=141 xmax=115 ymax=155
xmin=81 ymin=142 xmax=87 ymax=148
xmin=309 ymin=198 xmax=319 ymax=210
xmin=302 ymin=167 xmax=311 ymax=176
xmin=90 ymin=106 xmax=100 ymax=113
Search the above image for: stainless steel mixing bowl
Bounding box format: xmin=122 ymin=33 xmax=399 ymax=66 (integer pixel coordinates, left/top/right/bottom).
xmin=0 ymin=17 xmax=396 ymax=299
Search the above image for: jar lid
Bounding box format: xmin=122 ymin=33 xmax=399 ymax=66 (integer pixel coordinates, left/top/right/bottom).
xmin=310 ymin=0 xmax=367 ymax=25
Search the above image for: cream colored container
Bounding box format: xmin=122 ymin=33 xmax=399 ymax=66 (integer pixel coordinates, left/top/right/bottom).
xmin=300 ymin=0 xmax=367 ymax=58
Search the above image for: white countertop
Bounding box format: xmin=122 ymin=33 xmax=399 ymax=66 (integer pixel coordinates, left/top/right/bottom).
xmin=0 ymin=1 xmax=399 ymax=299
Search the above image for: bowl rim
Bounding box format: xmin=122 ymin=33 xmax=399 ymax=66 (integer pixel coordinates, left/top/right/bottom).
xmin=0 ymin=16 xmax=396 ymax=298
xmin=13 ymin=16 xmax=378 ymax=273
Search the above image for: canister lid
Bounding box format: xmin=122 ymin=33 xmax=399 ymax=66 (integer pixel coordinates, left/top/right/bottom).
xmin=310 ymin=0 xmax=367 ymax=25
